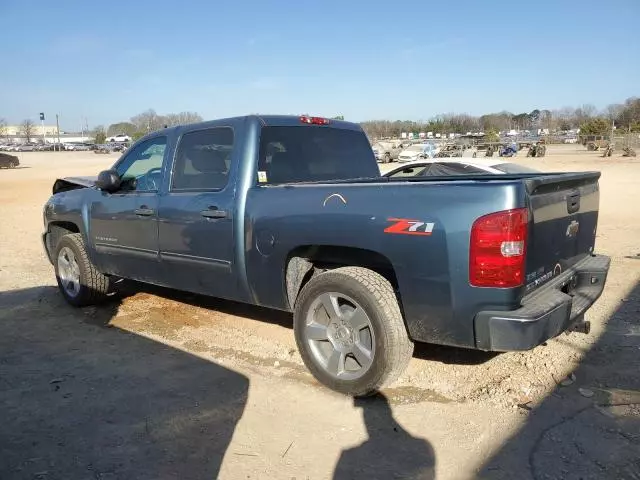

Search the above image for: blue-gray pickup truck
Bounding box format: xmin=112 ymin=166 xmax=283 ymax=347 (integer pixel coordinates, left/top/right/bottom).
xmin=42 ymin=115 xmax=610 ymax=396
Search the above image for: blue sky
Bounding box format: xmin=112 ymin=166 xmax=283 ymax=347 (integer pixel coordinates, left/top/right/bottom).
xmin=0 ymin=0 xmax=638 ymax=129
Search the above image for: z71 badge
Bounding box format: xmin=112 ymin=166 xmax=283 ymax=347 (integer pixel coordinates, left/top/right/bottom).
xmin=384 ymin=218 xmax=435 ymax=236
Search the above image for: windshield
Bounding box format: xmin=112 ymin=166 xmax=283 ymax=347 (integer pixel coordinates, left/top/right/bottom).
xmin=491 ymin=162 xmax=540 ymax=174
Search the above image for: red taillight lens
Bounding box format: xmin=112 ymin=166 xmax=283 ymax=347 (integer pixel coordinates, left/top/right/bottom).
xmin=469 ymin=208 xmax=528 ymax=288
xmin=300 ymin=115 xmax=330 ymax=125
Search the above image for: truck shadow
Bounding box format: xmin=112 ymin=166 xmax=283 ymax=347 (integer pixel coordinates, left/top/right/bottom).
xmin=120 ymin=280 xmax=498 ymax=366
xmin=478 ymin=279 xmax=640 ymax=479
xmin=0 ymin=285 xmax=248 ymax=480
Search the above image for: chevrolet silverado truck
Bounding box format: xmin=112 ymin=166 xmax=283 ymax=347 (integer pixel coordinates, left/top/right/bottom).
xmin=42 ymin=114 xmax=610 ymax=396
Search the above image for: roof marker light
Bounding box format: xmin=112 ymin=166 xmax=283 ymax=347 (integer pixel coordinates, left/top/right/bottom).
xmin=300 ymin=116 xmax=330 ymax=125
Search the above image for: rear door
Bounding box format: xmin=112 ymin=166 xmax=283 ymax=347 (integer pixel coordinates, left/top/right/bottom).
xmin=524 ymin=173 xmax=600 ymax=293
xmin=157 ymin=126 xmax=238 ymax=300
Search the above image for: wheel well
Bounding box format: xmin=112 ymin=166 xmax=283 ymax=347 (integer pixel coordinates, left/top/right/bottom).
xmin=50 ymin=221 xmax=79 ymax=233
xmin=285 ymin=245 xmax=399 ymax=309
xmin=45 ymin=222 xmax=80 ymax=261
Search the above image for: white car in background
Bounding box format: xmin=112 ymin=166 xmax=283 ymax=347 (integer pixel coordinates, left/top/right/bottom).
xmin=106 ymin=134 xmax=132 ymax=143
xmin=383 ymin=158 xmax=540 ymax=178
xmin=397 ymin=142 xmax=441 ymax=162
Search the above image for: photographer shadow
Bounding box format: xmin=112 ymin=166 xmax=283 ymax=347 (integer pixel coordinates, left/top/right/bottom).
xmin=334 ymin=393 xmax=436 ymax=480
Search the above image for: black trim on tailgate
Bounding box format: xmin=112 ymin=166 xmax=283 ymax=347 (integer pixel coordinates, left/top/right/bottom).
xmin=474 ymin=254 xmax=610 ymax=352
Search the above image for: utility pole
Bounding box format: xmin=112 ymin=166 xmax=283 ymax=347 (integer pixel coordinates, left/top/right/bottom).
xmin=611 ymin=118 xmax=615 ymax=147
xmin=56 ymin=114 xmax=61 ymax=150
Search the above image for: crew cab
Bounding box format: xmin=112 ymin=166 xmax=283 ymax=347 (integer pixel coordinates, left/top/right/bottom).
xmin=42 ymin=115 xmax=610 ymax=396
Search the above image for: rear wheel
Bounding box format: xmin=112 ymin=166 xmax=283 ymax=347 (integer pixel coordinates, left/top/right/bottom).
xmin=54 ymin=233 xmax=111 ymax=306
xmin=384 ymin=153 xmax=391 ymax=163
xmin=294 ymin=267 xmax=413 ymax=396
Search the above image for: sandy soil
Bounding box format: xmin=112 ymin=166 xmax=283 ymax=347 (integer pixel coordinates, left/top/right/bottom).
xmin=1 ymin=146 xmax=638 ymax=479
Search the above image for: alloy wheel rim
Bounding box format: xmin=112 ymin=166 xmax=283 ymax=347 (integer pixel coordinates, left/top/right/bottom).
xmin=57 ymin=247 xmax=81 ymax=298
xmin=304 ymin=292 xmax=375 ymax=380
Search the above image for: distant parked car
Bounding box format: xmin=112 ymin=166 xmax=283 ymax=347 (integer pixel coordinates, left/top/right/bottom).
xmin=397 ymin=143 xmax=440 ymax=162
xmin=106 ymin=134 xmax=132 ymax=143
xmin=17 ymin=144 xmax=36 ymax=152
xmin=372 ymin=142 xmax=400 ymax=163
xmin=0 ymin=153 xmax=20 ymax=168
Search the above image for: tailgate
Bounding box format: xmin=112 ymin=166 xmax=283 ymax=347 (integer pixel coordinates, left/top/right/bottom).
xmin=524 ymin=172 xmax=601 ymax=293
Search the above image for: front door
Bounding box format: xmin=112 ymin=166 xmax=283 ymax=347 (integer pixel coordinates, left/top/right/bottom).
xmin=158 ymin=126 xmax=238 ymax=299
xmin=90 ymin=135 xmax=167 ymax=281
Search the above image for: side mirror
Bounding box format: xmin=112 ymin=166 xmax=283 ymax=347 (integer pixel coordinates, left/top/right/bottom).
xmin=95 ymin=169 xmax=121 ymax=192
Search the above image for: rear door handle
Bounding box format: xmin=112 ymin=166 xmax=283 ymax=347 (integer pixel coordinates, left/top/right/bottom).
xmin=200 ymin=207 xmax=227 ymax=219
xmin=134 ymin=206 xmax=155 ymax=216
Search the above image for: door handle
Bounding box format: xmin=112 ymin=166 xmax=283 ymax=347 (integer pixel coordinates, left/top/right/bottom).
xmin=200 ymin=206 xmax=227 ymax=219
xmin=134 ymin=206 xmax=155 ymax=216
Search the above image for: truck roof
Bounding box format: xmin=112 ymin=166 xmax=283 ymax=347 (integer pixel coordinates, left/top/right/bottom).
xmin=137 ymin=115 xmax=362 ymax=142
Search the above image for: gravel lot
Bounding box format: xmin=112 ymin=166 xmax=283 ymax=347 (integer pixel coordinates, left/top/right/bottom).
xmin=1 ymin=146 xmax=638 ymax=479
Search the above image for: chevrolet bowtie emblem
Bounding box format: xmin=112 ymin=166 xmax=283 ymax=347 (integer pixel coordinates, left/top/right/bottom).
xmin=566 ymin=220 xmax=579 ymax=237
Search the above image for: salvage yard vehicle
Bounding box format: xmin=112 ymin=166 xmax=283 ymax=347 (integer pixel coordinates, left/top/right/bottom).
xmin=0 ymin=153 xmax=20 ymax=168
xmin=42 ymin=114 xmax=610 ymax=396
xmin=397 ymin=142 xmax=439 ymax=162
xmin=383 ymin=159 xmax=541 ymax=178
xmin=372 ymin=141 xmax=400 ymax=163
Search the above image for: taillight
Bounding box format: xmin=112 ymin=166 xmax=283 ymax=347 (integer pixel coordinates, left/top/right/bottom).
xmin=469 ymin=208 xmax=528 ymax=288
xmin=300 ymin=115 xmax=330 ymax=125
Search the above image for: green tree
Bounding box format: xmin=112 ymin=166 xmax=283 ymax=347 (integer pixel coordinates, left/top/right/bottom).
xmin=579 ymin=118 xmax=610 ymax=136
xmin=132 ymin=131 xmax=146 ymax=140
xmin=485 ymin=129 xmax=499 ymax=142
xmin=512 ymin=113 xmax=530 ymax=130
xmin=332 ymin=115 xmax=345 ymax=121
xmin=107 ymin=122 xmax=137 ymax=137
xmin=93 ymin=125 xmax=107 ymax=144
xmin=0 ymin=118 xmax=7 ymax=139
xmin=529 ymin=109 xmax=541 ymax=125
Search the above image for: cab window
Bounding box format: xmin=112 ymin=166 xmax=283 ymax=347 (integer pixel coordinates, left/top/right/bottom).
xmin=172 ymin=127 xmax=234 ymax=190
xmin=115 ymin=136 xmax=167 ymax=192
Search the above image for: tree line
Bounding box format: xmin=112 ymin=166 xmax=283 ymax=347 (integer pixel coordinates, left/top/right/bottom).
xmin=361 ymin=97 xmax=640 ymax=139
xmin=91 ymin=109 xmax=204 ymax=144
xmin=3 ymin=97 xmax=639 ymax=144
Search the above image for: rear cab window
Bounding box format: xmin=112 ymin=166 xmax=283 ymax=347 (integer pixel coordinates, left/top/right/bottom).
xmin=258 ymin=126 xmax=379 ymax=185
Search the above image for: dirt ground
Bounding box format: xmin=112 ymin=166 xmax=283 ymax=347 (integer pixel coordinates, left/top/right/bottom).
xmin=1 ymin=146 xmax=638 ymax=480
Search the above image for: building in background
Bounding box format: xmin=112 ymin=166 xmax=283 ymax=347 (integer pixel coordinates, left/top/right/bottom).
xmin=3 ymin=125 xmax=59 ymax=136
xmin=1 ymin=125 xmax=92 ymax=144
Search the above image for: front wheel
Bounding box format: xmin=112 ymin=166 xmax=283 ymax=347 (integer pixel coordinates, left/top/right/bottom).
xmin=54 ymin=233 xmax=111 ymax=306
xmin=294 ymin=267 xmax=414 ymax=396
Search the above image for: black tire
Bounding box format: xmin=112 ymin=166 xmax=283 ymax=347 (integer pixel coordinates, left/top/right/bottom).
xmin=10 ymin=160 xmax=17 ymax=168
xmin=384 ymin=153 xmax=391 ymax=163
xmin=293 ymin=266 xmax=414 ymax=396
xmin=54 ymin=233 xmax=111 ymax=307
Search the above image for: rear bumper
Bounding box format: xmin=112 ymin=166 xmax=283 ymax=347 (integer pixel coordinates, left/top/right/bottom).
xmin=474 ymin=254 xmax=610 ymax=351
